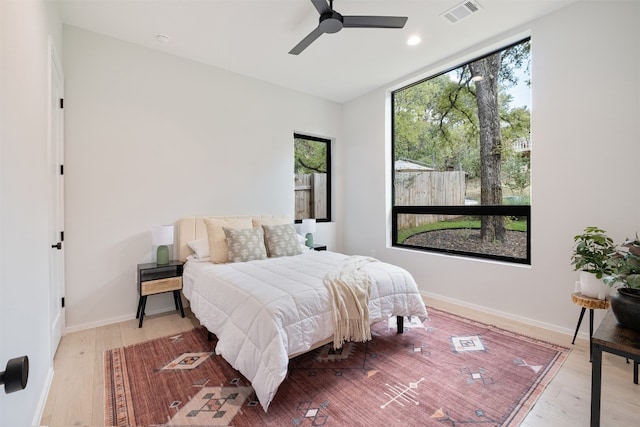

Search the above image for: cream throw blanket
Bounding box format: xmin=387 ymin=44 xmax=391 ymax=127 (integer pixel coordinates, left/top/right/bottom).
xmin=324 ymin=255 xmax=378 ymax=349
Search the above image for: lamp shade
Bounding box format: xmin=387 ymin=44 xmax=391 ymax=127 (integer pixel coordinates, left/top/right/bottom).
xmin=301 ymin=218 xmax=316 ymax=235
xmin=152 ymin=225 xmax=174 ymax=246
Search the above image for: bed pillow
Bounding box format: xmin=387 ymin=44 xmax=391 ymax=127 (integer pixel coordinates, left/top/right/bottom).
xmin=222 ymin=227 xmax=267 ymax=263
xmin=204 ymin=217 xmax=253 ymax=263
xmin=187 ymin=238 xmax=209 ymax=259
xmin=262 ymin=224 xmax=304 ymax=258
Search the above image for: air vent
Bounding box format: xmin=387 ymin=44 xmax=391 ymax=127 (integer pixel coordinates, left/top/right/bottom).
xmin=441 ymin=0 xmax=482 ymax=24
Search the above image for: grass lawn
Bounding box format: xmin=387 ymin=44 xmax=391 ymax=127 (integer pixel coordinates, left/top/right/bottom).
xmin=398 ymin=216 xmax=527 ymax=244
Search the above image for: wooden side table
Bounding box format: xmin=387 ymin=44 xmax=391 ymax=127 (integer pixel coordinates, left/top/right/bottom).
xmin=571 ymin=292 xmax=610 ymax=361
xmin=591 ymin=310 xmax=640 ymax=426
xmin=136 ymin=261 xmax=184 ymax=328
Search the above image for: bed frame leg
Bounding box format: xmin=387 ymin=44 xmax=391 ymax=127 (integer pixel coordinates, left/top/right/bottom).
xmin=397 ymin=316 xmax=404 ymax=334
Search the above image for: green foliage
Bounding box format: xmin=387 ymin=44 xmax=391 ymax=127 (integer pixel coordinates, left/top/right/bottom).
xmin=294 ymin=138 xmax=326 ymax=174
xmin=570 ymin=227 xmax=618 ymax=279
xmin=604 ymin=236 xmax=640 ymax=289
xmin=393 ymin=40 xmax=531 ymax=183
xmin=502 ymin=155 xmax=530 ymax=196
xmin=498 ymin=41 xmax=531 ymax=87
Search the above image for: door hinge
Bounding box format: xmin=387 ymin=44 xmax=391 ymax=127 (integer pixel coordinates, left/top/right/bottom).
xmin=61 ymin=297 xmax=65 ymax=308
xmin=60 ymin=231 xmax=64 ymax=242
xmin=59 ymin=98 xmax=64 ymax=109
xmin=60 ymin=165 xmax=64 ymax=175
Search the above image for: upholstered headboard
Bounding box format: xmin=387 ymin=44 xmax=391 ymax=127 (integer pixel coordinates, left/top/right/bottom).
xmin=176 ymin=215 xmax=293 ymax=262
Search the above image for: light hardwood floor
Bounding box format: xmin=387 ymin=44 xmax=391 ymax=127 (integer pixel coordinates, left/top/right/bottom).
xmin=40 ymin=298 xmax=640 ymax=426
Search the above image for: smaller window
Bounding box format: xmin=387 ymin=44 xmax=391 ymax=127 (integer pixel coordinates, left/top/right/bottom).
xmin=294 ymin=133 xmax=331 ymax=222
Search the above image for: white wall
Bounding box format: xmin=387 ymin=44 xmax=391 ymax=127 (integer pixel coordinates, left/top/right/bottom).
xmin=0 ymin=1 xmax=62 ymax=425
xmin=63 ymin=26 xmax=343 ymax=330
xmin=343 ymin=0 xmax=640 ymax=335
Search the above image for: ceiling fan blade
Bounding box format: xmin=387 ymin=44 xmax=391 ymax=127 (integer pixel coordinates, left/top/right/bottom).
xmin=311 ymin=0 xmax=331 ymax=15
xmin=289 ymin=26 xmax=324 ymax=55
xmin=342 ymin=16 xmax=408 ymax=29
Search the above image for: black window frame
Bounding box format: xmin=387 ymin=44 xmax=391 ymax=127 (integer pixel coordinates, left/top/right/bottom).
xmin=391 ymin=205 xmax=531 ymax=264
xmin=391 ymin=39 xmax=531 ymax=265
xmin=294 ymin=133 xmax=332 ymax=224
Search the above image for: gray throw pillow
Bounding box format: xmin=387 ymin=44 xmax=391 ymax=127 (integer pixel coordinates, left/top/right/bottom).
xmin=222 ymin=227 xmax=267 ymax=262
xmin=262 ymin=224 xmax=304 ymax=258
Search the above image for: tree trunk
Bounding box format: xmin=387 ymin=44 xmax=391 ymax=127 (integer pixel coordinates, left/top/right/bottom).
xmin=471 ymin=54 xmax=505 ymax=242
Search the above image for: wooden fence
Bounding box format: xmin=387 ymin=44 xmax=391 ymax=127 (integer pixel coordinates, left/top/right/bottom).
xmin=395 ymin=171 xmax=466 ymax=229
xmin=295 ymin=173 xmax=327 ymax=220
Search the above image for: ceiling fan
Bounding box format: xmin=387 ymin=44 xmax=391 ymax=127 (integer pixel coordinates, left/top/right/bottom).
xmin=289 ymin=0 xmax=408 ymax=55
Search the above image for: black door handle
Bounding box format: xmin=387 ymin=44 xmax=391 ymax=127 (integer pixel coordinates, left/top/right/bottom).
xmin=51 ymin=242 xmax=62 ymax=250
xmin=1 ymin=356 xmax=29 ymax=394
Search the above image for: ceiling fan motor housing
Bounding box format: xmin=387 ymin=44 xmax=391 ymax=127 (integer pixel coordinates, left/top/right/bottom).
xmin=319 ymin=12 xmax=344 ymax=33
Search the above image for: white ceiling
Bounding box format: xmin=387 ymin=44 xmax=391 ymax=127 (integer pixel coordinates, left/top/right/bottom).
xmin=56 ymin=0 xmax=577 ymax=103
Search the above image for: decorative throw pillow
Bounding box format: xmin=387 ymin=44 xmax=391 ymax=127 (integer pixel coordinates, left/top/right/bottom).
xmin=203 ymin=217 xmax=253 ymax=263
xmin=262 ymin=224 xmax=304 ymax=258
xmin=223 ymin=227 xmax=267 ymax=263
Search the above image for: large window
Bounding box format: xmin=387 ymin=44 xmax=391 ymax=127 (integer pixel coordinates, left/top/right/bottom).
xmin=294 ymin=133 xmax=331 ymax=222
xmin=392 ymin=39 xmax=531 ymax=264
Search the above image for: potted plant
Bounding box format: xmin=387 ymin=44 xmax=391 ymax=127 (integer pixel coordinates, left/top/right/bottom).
xmin=603 ymin=236 xmax=640 ymax=331
xmin=570 ymin=226 xmax=617 ymax=299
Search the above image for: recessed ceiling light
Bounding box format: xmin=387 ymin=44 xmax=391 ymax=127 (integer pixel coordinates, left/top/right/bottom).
xmin=407 ymin=35 xmax=421 ymax=46
xmin=156 ymin=34 xmax=170 ymax=44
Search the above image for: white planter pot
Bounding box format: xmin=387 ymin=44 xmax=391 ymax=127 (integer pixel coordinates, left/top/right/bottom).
xmin=578 ymin=271 xmax=610 ymax=300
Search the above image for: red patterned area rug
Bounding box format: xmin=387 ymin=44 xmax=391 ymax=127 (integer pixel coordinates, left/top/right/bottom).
xmin=104 ymin=308 xmax=569 ymax=426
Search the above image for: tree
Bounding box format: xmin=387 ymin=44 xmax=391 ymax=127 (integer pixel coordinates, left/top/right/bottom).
xmin=393 ymin=74 xmax=480 ymax=171
xmin=470 ymin=53 xmax=506 ymax=242
xmin=470 ymin=41 xmax=530 ymax=242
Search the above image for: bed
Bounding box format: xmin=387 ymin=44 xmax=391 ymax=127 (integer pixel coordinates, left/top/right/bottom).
xmin=177 ymin=215 xmax=428 ymax=411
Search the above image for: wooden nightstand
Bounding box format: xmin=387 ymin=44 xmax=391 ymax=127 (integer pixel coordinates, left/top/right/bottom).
xmin=136 ymin=261 xmax=184 ymax=328
xmin=312 ymin=244 xmax=327 ymax=251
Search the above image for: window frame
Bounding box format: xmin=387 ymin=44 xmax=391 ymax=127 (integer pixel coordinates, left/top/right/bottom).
xmin=390 ymin=39 xmax=531 ymax=265
xmin=294 ymin=133 xmax=332 ymax=224
xmin=391 ymin=205 xmax=531 ymax=264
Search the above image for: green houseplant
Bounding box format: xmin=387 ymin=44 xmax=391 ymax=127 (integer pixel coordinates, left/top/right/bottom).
xmin=604 ymin=236 xmax=640 ymax=289
xmin=570 ymin=226 xmax=617 ymax=299
xmin=603 ymin=236 xmax=640 ymax=331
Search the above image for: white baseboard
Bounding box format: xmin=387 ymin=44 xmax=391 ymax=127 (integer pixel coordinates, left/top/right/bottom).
xmin=64 ymin=305 xmax=180 ymax=334
xmin=421 ymin=290 xmax=580 ymax=339
xmin=64 ymin=313 xmax=135 ymax=334
xmin=33 ymin=366 xmax=54 ymax=426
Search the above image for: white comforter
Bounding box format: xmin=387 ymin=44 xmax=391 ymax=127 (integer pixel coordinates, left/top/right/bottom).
xmin=183 ymin=250 xmax=427 ymax=411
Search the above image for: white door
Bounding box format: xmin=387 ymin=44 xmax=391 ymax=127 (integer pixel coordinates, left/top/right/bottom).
xmin=48 ymin=38 xmax=65 ymax=357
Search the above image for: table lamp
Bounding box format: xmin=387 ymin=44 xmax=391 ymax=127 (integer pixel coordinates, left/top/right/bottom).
xmin=301 ymin=218 xmax=316 ymax=248
xmin=152 ymin=225 xmax=174 ymax=265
